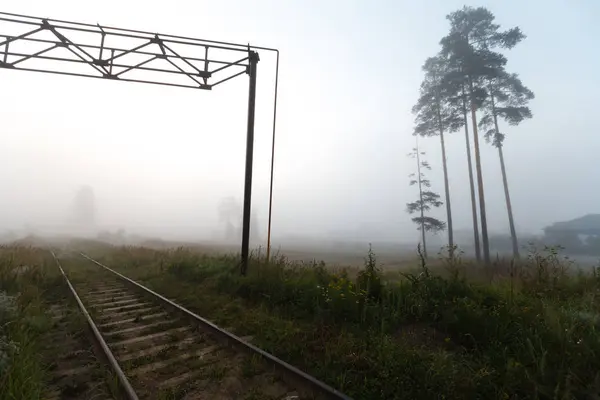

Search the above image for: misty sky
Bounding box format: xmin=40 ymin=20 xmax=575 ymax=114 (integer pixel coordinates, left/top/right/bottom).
xmin=1 ymin=0 xmax=599 ymax=244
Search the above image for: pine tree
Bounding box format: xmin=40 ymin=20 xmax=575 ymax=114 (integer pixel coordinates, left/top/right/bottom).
xmin=479 ymin=71 xmax=534 ymax=258
xmin=440 ymin=6 xmax=524 ymax=265
xmin=406 ymin=140 xmax=446 ymax=258
xmin=459 ymin=81 xmax=482 ymax=260
xmin=412 ymin=55 xmax=462 ymax=257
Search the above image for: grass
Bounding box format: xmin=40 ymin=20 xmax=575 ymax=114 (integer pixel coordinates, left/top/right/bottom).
xmin=1 ymin=239 xmax=594 ymax=399
xmin=80 ymin=241 xmax=600 ymax=400
xmin=0 ymin=245 xmax=123 ymax=400
xmin=0 ymin=245 xmax=55 ymax=400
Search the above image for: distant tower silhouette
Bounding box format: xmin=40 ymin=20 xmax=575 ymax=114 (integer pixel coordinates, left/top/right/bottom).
xmin=218 ymin=196 xmax=241 ymax=242
xmin=71 ymin=185 xmax=96 ymax=228
xmin=218 ymin=196 xmax=260 ymax=244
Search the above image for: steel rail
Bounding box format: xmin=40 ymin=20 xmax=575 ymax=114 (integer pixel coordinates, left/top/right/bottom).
xmin=50 ymin=251 xmax=139 ymax=400
xmin=80 ymin=252 xmax=353 ymax=400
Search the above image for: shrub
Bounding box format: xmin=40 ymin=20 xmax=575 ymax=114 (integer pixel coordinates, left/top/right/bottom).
xmin=356 ymin=244 xmax=383 ymax=302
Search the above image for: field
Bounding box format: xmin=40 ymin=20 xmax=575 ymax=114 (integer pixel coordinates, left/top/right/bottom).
xmin=1 ymin=238 xmax=600 ymax=399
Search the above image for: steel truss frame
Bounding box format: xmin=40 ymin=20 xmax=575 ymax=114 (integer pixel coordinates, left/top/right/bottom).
xmin=0 ymin=11 xmax=280 ymax=275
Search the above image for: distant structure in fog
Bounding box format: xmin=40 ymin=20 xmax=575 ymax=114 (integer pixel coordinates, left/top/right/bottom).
xmin=218 ymin=196 xmax=241 ymax=242
xmin=69 ymin=185 xmax=96 ymax=230
xmin=543 ymin=214 xmax=600 ymax=255
xmin=217 ymin=196 xmax=260 ymax=244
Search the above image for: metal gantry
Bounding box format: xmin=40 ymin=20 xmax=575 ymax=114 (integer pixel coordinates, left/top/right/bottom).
xmin=0 ymin=11 xmax=279 ymax=274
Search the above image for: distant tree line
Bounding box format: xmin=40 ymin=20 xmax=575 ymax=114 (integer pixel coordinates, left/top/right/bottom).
xmin=409 ymin=6 xmax=534 ymax=264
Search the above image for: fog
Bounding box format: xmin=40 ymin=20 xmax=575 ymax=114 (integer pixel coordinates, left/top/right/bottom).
xmin=1 ymin=1 xmax=599 ymax=256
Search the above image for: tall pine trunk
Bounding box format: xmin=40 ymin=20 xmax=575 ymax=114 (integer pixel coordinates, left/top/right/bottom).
xmin=415 ymin=138 xmax=428 ymax=258
xmin=489 ymin=90 xmax=519 ymax=259
xmin=436 ymin=106 xmax=453 ymax=257
xmin=462 ymin=85 xmax=481 ymax=261
xmin=469 ymin=78 xmax=491 ymax=265
xmin=496 ymin=143 xmax=519 ymax=258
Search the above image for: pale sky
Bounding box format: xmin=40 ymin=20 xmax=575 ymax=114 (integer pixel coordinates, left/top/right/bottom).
xmin=0 ymin=0 xmax=599 ymax=246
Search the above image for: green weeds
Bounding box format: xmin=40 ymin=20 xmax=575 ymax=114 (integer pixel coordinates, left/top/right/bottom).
xmin=0 ymin=246 xmax=54 ymax=400
xmin=81 ymin=242 xmax=600 ymax=399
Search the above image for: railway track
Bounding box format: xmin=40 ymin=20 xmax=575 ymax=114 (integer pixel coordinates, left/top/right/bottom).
xmin=50 ymin=250 xmax=352 ymax=400
xmin=42 ymin=284 xmax=119 ymax=399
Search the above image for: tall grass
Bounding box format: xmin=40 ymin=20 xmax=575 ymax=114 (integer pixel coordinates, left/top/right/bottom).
xmin=0 ymin=246 xmax=54 ymax=400
xmin=86 ymin=243 xmax=600 ymax=399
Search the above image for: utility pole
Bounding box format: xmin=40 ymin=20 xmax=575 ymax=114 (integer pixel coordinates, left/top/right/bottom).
xmin=240 ymin=50 xmax=259 ymax=276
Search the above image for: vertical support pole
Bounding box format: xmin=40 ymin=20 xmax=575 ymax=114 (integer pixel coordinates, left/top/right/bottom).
xmin=265 ymin=50 xmax=280 ymax=264
xmin=240 ymin=50 xmax=259 ymax=276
